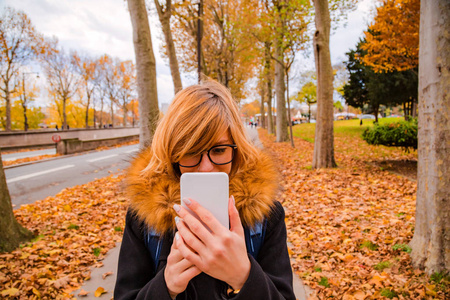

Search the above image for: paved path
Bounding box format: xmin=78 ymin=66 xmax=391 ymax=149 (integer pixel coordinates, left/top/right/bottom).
xmin=74 ymin=127 xmax=310 ymax=300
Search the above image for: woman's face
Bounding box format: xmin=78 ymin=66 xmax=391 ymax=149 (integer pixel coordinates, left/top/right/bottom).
xmin=179 ymin=132 xmax=233 ymax=175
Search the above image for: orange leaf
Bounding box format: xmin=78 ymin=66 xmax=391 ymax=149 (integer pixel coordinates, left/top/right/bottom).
xmin=94 ymin=286 xmax=106 ymax=297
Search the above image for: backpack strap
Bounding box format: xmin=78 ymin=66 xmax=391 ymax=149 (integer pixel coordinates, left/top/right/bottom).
xmin=144 ymin=228 xmax=163 ymax=275
xmin=244 ymin=218 xmax=267 ymax=260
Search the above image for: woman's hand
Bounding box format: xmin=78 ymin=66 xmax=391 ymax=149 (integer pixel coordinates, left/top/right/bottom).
xmin=164 ymin=236 xmax=202 ymax=298
xmin=173 ymin=196 xmax=251 ymax=290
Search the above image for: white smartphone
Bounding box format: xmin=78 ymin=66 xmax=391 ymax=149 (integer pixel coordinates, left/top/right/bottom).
xmin=180 ymin=172 xmax=229 ymax=230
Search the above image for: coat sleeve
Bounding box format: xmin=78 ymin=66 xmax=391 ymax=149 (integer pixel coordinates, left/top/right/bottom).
xmin=233 ymin=201 xmax=296 ymax=300
xmin=114 ymin=209 xmax=173 ymax=300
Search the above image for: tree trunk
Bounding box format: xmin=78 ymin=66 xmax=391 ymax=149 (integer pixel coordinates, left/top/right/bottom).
xmin=85 ymin=103 xmax=89 ymax=129
xmin=260 ymin=82 xmax=266 ymax=129
xmin=5 ymin=88 xmax=11 ymax=132
xmin=312 ymin=0 xmax=337 ymax=168
xmin=110 ymin=97 xmax=115 ymax=127
xmin=286 ymin=71 xmax=294 ymax=147
xmin=123 ymin=102 xmax=128 ymax=127
xmin=100 ymin=98 xmax=104 ymax=128
xmin=373 ymin=104 xmax=379 ymax=123
xmin=274 ymin=39 xmax=288 ymax=142
xmin=308 ymin=102 xmax=311 ymax=123
xmin=63 ymin=98 xmax=68 ymax=130
xmin=128 ymin=0 xmax=160 ymax=148
xmin=154 ymin=0 xmax=183 ymax=94
xmin=410 ymin=0 xmax=450 ymax=274
xmin=0 ymin=149 xmax=34 ymax=252
xmin=265 ymin=42 xmax=274 ymax=134
xmin=22 ymin=103 xmax=29 ymax=132
xmin=267 ymin=80 xmax=274 ymax=134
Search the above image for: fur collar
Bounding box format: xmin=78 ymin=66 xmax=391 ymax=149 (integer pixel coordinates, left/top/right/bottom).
xmin=126 ymin=148 xmax=279 ymax=235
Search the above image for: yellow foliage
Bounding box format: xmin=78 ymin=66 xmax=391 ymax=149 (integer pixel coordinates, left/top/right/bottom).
xmin=361 ymin=0 xmax=419 ymax=72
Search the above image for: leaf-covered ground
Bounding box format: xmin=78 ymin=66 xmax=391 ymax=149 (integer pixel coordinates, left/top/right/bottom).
xmin=0 ymin=175 xmax=127 ymax=299
xmin=1 ymin=124 xmax=448 ymax=299
xmin=258 ymin=128 xmax=448 ymax=299
xmin=2 ymin=154 xmax=61 ymax=167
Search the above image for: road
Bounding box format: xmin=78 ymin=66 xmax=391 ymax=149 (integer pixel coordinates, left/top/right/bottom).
xmin=5 ymin=144 xmax=139 ymax=206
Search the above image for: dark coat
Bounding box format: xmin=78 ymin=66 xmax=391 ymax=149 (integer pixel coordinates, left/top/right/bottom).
xmin=114 ymin=148 xmax=295 ymax=300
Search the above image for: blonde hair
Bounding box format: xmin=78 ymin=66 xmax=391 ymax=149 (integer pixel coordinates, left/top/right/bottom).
xmin=143 ymin=80 xmax=260 ymax=178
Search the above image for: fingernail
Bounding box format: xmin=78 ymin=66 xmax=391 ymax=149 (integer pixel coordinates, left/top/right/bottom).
xmin=175 ymin=216 xmax=180 ymax=224
xmin=231 ymin=195 xmax=235 ymax=205
xmin=173 ymin=204 xmax=181 ymax=212
xmin=175 ymin=232 xmax=180 ymax=240
xmin=183 ymin=198 xmax=191 ymax=206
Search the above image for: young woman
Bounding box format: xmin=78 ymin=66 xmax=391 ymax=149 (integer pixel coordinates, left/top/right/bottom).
xmin=114 ymin=80 xmax=295 ymax=300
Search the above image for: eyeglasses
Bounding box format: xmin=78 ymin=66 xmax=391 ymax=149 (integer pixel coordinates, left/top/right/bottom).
xmin=178 ymin=144 xmax=237 ymax=168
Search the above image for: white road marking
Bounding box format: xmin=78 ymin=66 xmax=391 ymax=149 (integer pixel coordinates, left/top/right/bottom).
xmin=87 ymin=154 xmax=118 ymax=162
xmin=125 ymin=149 xmax=138 ymax=153
xmin=7 ymin=165 xmax=75 ymax=183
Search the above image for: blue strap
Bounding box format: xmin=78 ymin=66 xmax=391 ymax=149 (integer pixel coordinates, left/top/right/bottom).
xmin=244 ymin=219 xmax=267 ymax=259
xmin=144 ymin=228 xmax=162 ymax=275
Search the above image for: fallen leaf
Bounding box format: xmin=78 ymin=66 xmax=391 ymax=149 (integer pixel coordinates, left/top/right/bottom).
xmin=1 ymin=288 xmax=19 ymax=297
xmin=102 ymin=271 xmax=113 ymax=279
xmin=94 ymin=286 xmax=106 ymax=297
xmin=78 ymin=289 xmax=90 ymax=296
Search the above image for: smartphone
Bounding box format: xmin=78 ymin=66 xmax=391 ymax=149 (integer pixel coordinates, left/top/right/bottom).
xmin=180 ymin=172 xmax=229 ymax=230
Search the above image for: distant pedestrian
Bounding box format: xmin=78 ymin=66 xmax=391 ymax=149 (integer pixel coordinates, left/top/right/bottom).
xmin=55 ymin=125 xmax=58 ymax=131
xmin=360 ymin=119 xmax=363 ymax=126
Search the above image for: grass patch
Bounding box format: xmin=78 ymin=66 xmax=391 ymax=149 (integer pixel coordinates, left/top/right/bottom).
xmin=318 ymin=276 xmax=330 ymax=288
xmin=114 ymin=226 xmax=123 ymax=232
xmin=360 ymin=240 xmax=379 ymax=251
xmin=374 ymin=261 xmax=392 ymax=271
xmin=430 ymin=271 xmax=450 ymax=284
xmin=314 ymin=266 xmax=322 ymax=272
xmin=392 ymin=243 xmax=412 ymax=253
xmin=380 ymin=288 xmax=398 ymax=299
xmin=93 ymin=247 xmax=101 ymax=257
xmin=67 ymin=224 xmax=79 ymax=230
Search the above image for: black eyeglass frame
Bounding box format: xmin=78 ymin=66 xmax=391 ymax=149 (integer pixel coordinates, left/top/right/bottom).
xmin=178 ymin=144 xmax=237 ymax=168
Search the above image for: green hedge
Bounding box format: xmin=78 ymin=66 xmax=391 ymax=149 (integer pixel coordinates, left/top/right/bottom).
xmin=362 ymin=118 xmax=418 ymax=152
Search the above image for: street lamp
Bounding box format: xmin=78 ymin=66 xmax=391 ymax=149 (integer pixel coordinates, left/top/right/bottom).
xmin=22 ymin=71 xmax=40 ymax=131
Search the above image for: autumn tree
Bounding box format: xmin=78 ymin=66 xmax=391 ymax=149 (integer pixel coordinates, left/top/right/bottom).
xmin=0 ymin=7 xmax=44 ymax=131
xmin=95 ymin=55 xmax=113 ymax=128
xmin=128 ymin=0 xmax=160 ymax=147
xmin=171 ymin=0 xmax=259 ymax=101
xmin=360 ymin=0 xmax=419 ymax=73
xmin=98 ymin=54 xmax=121 ymax=127
xmin=153 ymin=0 xmax=183 ymax=93
xmin=241 ymin=1 xmax=275 ymax=134
xmin=410 ymin=0 xmax=450 ymax=275
xmin=116 ymin=60 xmax=137 ymax=127
xmin=74 ymin=53 xmax=97 ymax=128
xmin=295 ymin=82 xmax=317 ymax=123
xmin=42 ymin=41 xmax=79 ymax=130
xmin=0 ymin=149 xmax=34 ymax=252
xmin=16 ymin=71 xmax=40 ymax=131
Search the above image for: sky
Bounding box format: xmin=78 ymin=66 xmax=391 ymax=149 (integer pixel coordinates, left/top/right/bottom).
xmin=1 ymin=0 xmax=375 ymax=107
